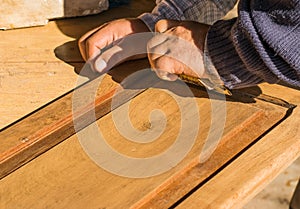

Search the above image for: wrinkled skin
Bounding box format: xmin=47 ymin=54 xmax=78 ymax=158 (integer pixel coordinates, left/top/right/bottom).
xmin=148 ymin=19 xmax=210 ymax=81
xmin=78 ymin=18 xmax=210 ymax=80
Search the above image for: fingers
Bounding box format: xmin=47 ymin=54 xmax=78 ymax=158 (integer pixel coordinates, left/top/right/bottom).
xmin=78 ymin=18 xmax=151 ymax=63
xmin=151 ymin=20 xmax=186 ymax=80
xmin=78 ymin=23 xmax=110 ymax=60
xmin=147 ymin=34 xmax=200 ymax=80
xmin=92 ymin=32 xmax=153 ymax=73
xmin=149 ymin=54 xmax=199 ymax=80
xmin=149 ymin=55 xmax=180 ymax=81
xmin=78 ymin=19 xmax=130 ymax=61
xmin=155 ymin=70 xmax=178 ymax=81
xmin=78 ymin=24 xmax=106 ymax=61
xmin=91 ymin=45 xmax=121 ymax=73
xmin=148 ymin=20 xmax=208 ymax=81
xmin=78 ymin=24 xmax=114 ymax=61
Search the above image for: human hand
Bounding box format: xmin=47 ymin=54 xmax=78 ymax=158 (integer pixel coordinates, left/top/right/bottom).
xmin=78 ymin=18 xmax=151 ymax=72
xmin=147 ymin=19 xmax=210 ymax=81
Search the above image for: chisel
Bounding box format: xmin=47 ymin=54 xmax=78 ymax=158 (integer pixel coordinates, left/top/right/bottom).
xmin=177 ymin=74 xmax=232 ymax=96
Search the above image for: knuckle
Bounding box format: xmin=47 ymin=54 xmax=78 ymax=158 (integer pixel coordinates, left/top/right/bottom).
xmin=155 ymin=56 xmax=172 ymax=69
xmin=156 ymin=19 xmax=167 ymax=27
xmin=85 ymin=38 xmax=94 ymax=47
xmin=173 ymin=25 xmax=185 ymax=33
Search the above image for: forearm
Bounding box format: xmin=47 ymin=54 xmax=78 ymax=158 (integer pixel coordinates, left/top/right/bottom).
xmin=207 ymin=0 xmax=300 ymax=89
xmin=138 ymin=0 xmax=237 ymax=31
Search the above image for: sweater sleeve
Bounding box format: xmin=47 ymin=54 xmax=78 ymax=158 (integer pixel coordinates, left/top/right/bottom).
xmin=207 ymin=0 xmax=300 ymax=89
xmin=138 ymin=0 xmax=237 ymax=31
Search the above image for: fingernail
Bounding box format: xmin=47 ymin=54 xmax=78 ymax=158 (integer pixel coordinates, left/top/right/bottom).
xmin=168 ymin=74 xmax=178 ymax=81
xmin=94 ymin=58 xmax=107 ymax=72
xmin=161 ymin=75 xmax=172 ymax=81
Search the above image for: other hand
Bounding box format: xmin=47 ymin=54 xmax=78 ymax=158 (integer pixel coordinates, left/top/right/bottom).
xmin=78 ymin=18 xmax=150 ymax=72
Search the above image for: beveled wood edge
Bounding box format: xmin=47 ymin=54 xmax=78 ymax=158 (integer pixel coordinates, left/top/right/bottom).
xmin=0 ymin=76 xmax=147 ymax=180
xmin=175 ymin=106 xmax=300 ymax=209
xmin=0 ymin=68 xmax=294 ymax=185
xmin=131 ymin=106 xmax=289 ymax=209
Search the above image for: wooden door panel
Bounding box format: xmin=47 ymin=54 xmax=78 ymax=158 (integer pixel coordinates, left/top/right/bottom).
xmin=0 ymin=61 xmax=288 ymax=208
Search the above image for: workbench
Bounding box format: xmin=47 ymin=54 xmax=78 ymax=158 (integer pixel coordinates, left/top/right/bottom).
xmin=0 ymin=1 xmax=299 ymax=208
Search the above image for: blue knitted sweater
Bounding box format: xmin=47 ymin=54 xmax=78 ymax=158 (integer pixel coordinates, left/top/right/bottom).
xmin=207 ymin=0 xmax=300 ymax=89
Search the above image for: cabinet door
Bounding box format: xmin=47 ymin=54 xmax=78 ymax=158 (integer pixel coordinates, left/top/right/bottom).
xmin=0 ymin=59 xmax=291 ymax=209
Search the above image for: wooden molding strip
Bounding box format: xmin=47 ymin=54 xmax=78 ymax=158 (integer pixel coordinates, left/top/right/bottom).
xmin=0 ymin=59 xmax=294 ymax=184
xmin=0 ymin=84 xmax=144 ymax=180
xmin=0 ymin=60 xmax=155 ymax=180
xmin=0 ymin=61 xmax=294 ymax=208
xmin=131 ymin=107 xmax=288 ymax=208
xmin=176 ymin=106 xmax=300 ymax=209
xmin=0 ymin=80 xmax=291 ymax=209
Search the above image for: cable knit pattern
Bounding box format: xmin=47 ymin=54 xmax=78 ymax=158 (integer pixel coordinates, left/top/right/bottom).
xmin=207 ymin=0 xmax=300 ymax=88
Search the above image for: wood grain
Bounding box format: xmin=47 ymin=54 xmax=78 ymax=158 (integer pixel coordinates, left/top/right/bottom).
xmin=0 ymin=80 xmax=288 ymax=209
xmin=0 ymin=59 xmax=153 ymax=180
xmin=176 ymin=84 xmax=300 ymax=209
xmin=0 ymin=62 xmax=79 ymax=127
xmin=1 ymin=2 xmax=296 ymax=208
xmin=0 ymin=0 xmax=155 ymax=128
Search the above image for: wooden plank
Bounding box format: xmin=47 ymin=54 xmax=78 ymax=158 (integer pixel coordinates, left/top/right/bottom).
xmin=0 ymin=78 xmax=288 ymax=208
xmin=0 ymin=59 xmax=153 ymax=180
xmin=0 ymin=62 xmax=80 ymax=127
xmin=176 ymin=84 xmax=300 ymax=209
xmin=0 ymin=0 xmax=155 ymax=62
xmin=0 ymin=22 xmax=78 ymax=63
xmin=0 ymin=0 xmax=155 ymax=129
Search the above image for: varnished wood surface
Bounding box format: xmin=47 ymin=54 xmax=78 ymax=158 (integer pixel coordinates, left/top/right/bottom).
xmin=1 ymin=1 xmax=298 ymax=208
xmin=177 ymin=84 xmax=300 ymax=209
xmin=0 ymin=59 xmax=154 ymax=180
xmin=0 ymin=74 xmax=288 ymax=209
xmin=0 ymin=0 xmax=155 ymax=129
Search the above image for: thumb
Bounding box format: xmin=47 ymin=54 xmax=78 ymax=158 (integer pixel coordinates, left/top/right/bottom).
xmin=155 ymin=70 xmax=178 ymax=81
xmin=155 ymin=19 xmax=181 ymax=33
